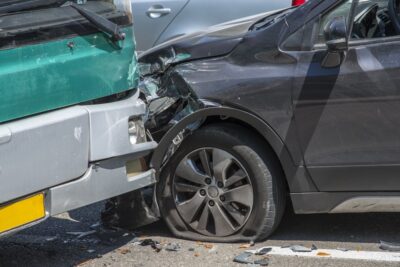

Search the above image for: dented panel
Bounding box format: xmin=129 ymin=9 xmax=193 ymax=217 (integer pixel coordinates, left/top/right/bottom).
xmin=84 ymin=91 xmax=157 ymax=162
xmin=0 ymin=106 xmax=90 ymax=204
xmin=138 ymin=6 xmax=306 ymax=190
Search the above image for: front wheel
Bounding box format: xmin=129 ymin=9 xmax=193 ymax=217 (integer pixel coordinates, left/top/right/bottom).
xmin=157 ymin=123 xmax=286 ymax=242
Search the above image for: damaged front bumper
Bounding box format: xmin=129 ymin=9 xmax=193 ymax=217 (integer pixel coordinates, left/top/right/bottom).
xmin=100 ymin=50 xmax=215 ymax=229
xmin=0 ymin=91 xmax=157 ymax=237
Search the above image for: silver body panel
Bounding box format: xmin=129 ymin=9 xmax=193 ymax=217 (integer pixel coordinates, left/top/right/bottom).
xmin=132 ymin=0 xmax=293 ymax=52
xmin=48 ymin=160 xmax=156 ymax=216
xmin=84 ymin=90 xmax=152 ymax=161
xmin=0 ymin=107 xmax=90 ymax=204
xmin=0 ymin=91 xmax=157 ymax=205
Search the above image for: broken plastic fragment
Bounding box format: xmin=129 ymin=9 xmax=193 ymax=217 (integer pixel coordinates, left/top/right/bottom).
xmin=380 ymin=241 xmax=400 ymax=251
xmin=287 ymin=244 xmax=317 ymax=253
xmin=256 ymin=247 xmax=272 ymax=256
xmin=233 ymin=251 xmax=269 ymax=266
xmin=140 ymin=238 xmax=162 ymax=252
xmin=233 ymin=252 xmax=254 ymax=264
xmin=208 ymin=246 xmax=217 ymax=254
xmin=246 ymin=247 xmax=272 ymax=255
xmin=254 ymin=258 xmax=269 ymax=266
xmin=165 ymin=242 xmax=181 ymax=252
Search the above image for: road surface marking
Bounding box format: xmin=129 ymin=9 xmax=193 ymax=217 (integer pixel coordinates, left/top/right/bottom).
xmin=246 ymin=246 xmax=400 ymax=262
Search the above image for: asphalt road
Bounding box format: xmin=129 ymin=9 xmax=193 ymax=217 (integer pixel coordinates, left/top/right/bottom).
xmin=1 ymin=202 xmax=400 ymax=267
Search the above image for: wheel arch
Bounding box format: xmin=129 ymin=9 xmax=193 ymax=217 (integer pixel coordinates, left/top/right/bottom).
xmin=150 ymin=104 xmax=316 ymax=193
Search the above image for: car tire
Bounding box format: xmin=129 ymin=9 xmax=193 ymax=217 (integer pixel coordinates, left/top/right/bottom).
xmin=157 ymin=123 xmax=286 ymax=242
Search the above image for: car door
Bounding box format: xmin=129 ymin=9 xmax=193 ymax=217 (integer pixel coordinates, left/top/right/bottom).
xmin=292 ymin=0 xmax=400 ymax=191
xmin=131 ymin=0 xmax=189 ymax=52
xmin=156 ymin=0 xmax=292 ymax=46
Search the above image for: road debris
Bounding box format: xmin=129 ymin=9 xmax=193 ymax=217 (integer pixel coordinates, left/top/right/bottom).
xmin=239 ymin=242 xmax=255 ymax=249
xmin=204 ymin=243 xmax=214 ymax=249
xmin=208 ymin=246 xmax=217 ymax=254
xmin=379 ymin=241 xmax=400 ymax=251
xmin=119 ymin=248 xmax=131 ymax=255
xmin=165 ymin=243 xmax=181 ymax=252
xmin=254 ymin=258 xmax=269 ymax=266
xmin=96 ymin=228 xmax=135 ymax=245
xmin=233 ymin=252 xmax=269 ymax=266
xmin=139 ymin=239 xmax=162 ymax=252
xmin=317 ymin=251 xmax=331 ymax=257
xmin=285 ymin=244 xmax=317 ymax=253
xmin=66 ymin=230 xmax=97 ymax=239
xmin=89 ymin=222 xmax=101 ymax=230
xmin=233 ymin=252 xmax=254 ymax=264
xmin=246 ymin=247 xmax=272 ymax=256
xmin=45 ymin=236 xmax=58 ymax=242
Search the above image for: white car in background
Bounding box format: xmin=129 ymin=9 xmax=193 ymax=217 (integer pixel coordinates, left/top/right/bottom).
xmin=131 ymin=0 xmax=304 ymax=52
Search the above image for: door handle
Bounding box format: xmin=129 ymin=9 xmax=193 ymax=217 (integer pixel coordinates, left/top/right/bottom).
xmin=146 ymin=5 xmax=171 ymax=18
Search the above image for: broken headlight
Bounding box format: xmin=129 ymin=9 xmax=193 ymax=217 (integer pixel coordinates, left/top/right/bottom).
xmin=128 ymin=117 xmax=147 ymax=144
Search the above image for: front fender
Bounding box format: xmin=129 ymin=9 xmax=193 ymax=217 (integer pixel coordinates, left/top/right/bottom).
xmin=151 ymin=104 xmax=316 ymax=193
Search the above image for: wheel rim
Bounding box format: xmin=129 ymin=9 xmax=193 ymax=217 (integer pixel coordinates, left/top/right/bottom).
xmin=172 ymin=148 xmax=254 ymax=237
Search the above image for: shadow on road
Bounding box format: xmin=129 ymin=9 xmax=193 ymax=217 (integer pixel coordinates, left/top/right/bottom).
xmin=272 ymin=209 xmax=400 ymax=244
xmin=137 ymin=208 xmax=400 ymax=244
xmin=1 ymin=203 xmax=400 ymax=266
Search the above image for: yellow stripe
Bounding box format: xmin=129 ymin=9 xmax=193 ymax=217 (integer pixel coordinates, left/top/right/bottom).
xmin=0 ymin=193 xmax=45 ymax=234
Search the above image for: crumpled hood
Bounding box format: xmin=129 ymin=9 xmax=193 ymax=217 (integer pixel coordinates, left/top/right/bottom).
xmin=138 ymin=9 xmax=286 ymax=74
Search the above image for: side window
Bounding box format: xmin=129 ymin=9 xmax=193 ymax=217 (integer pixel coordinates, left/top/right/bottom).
xmin=350 ymin=0 xmax=393 ymax=39
xmin=283 ymin=0 xmax=395 ymax=51
xmin=315 ymin=0 xmax=395 ymax=44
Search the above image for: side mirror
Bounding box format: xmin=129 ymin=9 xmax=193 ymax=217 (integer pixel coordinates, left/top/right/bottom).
xmin=322 ymin=16 xmax=348 ymax=68
xmin=324 ymin=16 xmax=348 ymax=51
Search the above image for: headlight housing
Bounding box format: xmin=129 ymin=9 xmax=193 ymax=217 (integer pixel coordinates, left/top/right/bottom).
xmin=128 ymin=117 xmax=147 ymax=144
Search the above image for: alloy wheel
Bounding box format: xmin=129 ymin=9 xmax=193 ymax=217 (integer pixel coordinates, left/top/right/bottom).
xmin=172 ymin=148 xmax=254 ymax=237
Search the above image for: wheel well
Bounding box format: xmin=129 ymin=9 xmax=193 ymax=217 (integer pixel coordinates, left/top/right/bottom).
xmin=201 ymin=115 xmax=290 ymax=192
xmin=151 ymin=106 xmax=312 ymax=193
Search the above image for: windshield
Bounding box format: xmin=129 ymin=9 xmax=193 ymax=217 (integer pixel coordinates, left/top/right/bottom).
xmin=0 ymin=0 xmax=132 ymax=49
xmin=0 ymin=0 xmax=138 ymax=123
